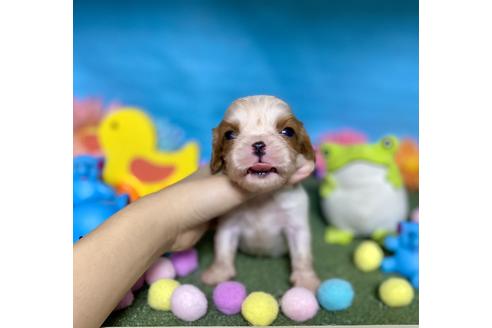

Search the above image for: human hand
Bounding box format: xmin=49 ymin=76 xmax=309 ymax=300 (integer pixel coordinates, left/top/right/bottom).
xmin=159 ymin=167 xmax=241 ymax=252
xmin=117 ymin=166 xmax=252 ymax=254
xmin=74 ymin=164 xmax=297 ymax=328
xmin=155 ymin=163 xmax=307 ymax=251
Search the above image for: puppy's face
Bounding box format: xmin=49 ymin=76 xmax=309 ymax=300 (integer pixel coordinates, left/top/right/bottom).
xmin=211 ymin=95 xmax=315 ymax=192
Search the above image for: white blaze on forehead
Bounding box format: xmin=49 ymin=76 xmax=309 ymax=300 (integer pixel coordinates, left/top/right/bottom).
xmin=224 ymin=95 xmax=292 ymax=133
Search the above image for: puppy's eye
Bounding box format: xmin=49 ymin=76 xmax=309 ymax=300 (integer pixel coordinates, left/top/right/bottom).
xmin=224 ymin=130 xmax=237 ymax=140
xmin=280 ymin=127 xmax=295 ymax=137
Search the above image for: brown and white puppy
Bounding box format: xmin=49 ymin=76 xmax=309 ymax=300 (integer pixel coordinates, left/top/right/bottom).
xmin=201 ymin=95 xmax=320 ymax=291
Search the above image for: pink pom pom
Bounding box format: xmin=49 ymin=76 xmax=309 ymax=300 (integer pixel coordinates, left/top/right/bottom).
xmin=320 ymin=129 xmax=368 ymax=145
xmin=213 ymin=281 xmax=247 ymax=315
xmin=171 ymin=284 xmax=208 ymax=322
xmin=115 ymin=291 xmax=134 ymax=311
xmin=145 ymin=257 xmax=176 ymax=284
xmin=315 ymin=129 xmax=368 ymax=178
xmin=170 ymin=249 xmax=198 ymax=277
xmin=280 ymin=287 xmax=319 ymax=322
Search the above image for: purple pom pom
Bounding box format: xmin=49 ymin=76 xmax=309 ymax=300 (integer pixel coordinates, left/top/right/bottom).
xmin=170 ymin=248 xmax=198 ymax=277
xmin=115 ymin=291 xmax=134 ymax=310
xmin=213 ymin=281 xmax=247 ymax=315
xmin=131 ymin=275 xmax=145 ymax=291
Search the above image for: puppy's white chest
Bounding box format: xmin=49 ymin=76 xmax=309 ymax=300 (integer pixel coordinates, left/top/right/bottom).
xmin=220 ymin=185 xmax=308 ymax=257
xmin=238 ymin=197 xmax=288 ymax=256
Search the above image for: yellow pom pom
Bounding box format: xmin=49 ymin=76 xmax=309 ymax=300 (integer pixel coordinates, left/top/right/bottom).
xmin=379 ymin=277 xmax=414 ymax=307
xmin=354 ymin=240 xmax=384 ymax=272
xmin=147 ymin=278 xmax=180 ymax=311
xmin=241 ymin=291 xmax=279 ymax=326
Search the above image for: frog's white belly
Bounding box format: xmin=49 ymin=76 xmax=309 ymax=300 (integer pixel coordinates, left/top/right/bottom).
xmin=321 ymin=162 xmax=408 ymax=235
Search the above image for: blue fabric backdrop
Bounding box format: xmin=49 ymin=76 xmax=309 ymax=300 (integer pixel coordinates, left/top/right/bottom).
xmin=74 ymin=0 xmax=418 ymax=160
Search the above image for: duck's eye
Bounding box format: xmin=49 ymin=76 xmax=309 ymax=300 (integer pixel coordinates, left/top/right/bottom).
xmin=224 ymin=130 xmax=237 ymax=140
xmin=280 ymin=127 xmax=295 ymax=137
xmin=110 ymin=121 xmax=119 ymax=130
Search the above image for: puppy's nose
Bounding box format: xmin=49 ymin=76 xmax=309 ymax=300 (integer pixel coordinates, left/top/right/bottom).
xmin=252 ymin=141 xmax=266 ymax=156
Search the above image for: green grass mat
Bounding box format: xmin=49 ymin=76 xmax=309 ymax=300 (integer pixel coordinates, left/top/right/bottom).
xmin=105 ymin=178 xmax=418 ymax=326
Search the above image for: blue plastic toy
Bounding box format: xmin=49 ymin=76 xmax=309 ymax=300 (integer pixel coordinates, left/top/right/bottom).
xmin=316 ymin=278 xmax=354 ymax=311
xmin=73 ymin=156 xmax=129 ymax=242
xmin=381 ymin=221 xmax=419 ymax=288
xmin=73 ymin=198 xmax=128 ymax=242
xmin=74 ymin=155 xmax=122 ymax=205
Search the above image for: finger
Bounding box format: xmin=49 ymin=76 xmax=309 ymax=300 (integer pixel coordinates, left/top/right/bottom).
xmin=119 ymin=171 xmax=251 ymax=235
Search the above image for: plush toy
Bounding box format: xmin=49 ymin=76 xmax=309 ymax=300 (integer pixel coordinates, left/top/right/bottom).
xmin=145 ymin=257 xmax=176 ymax=285
xmin=147 ymin=279 xmax=181 ymax=311
xmin=213 ymin=281 xmax=247 ymax=315
xmin=316 ymin=278 xmax=354 ymax=311
xmin=241 ymin=291 xmax=279 ymax=326
xmin=381 ymin=221 xmax=419 ymax=288
xmin=170 ymin=248 xmax=199 ymax=277
xmin=395 ymin=138 xmax=419 ymax=191
xmin=353 ymin=240 xmax=384 ymax=272
xmin=280 ymin=287 xmax=319 ymax=322
xmin=379 ymin=277 xmax=414 ymax=307
xmin=319 ymin=136 xmax=408 ymax=240
xmin=98 ymin=108 xmax=199 ymax=200
xmin=171 ymin=284 xmax=208 ymax=322
xmin=314 ymin=129 xmax=367 ymax=178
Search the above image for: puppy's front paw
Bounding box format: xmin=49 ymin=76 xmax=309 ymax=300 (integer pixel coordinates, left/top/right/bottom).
xmin=201 ymin=262 xmax=236 ymax=285
xmin=290 ymin=270 xmax=321 ymax=292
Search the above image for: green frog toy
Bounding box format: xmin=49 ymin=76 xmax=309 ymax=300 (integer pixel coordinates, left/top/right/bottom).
xmin=320 ymin=136 xmax=408 ymax=244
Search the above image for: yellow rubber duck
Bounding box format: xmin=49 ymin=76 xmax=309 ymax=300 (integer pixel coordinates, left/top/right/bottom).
xmin=98 ymin=108 xmax=199 ymax=200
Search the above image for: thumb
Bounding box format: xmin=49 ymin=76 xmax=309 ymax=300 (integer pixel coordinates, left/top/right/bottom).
xmin=123 ymin=167 xmax=251 ymax=234
xmin=174 ymin=174 xmax=251 ymax=225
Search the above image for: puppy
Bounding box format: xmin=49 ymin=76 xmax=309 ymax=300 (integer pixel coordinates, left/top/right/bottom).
xmin=201 ymin=95 xmax=320 ymax=291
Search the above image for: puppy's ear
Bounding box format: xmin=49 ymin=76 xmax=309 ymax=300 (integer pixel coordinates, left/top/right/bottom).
xmin=296 ymin=123 xmax=316 ymax=162
xmin=289 ymin=122 xmax=315 ymax=185
xmin=210 ymin=126 xmax=223 ymax=174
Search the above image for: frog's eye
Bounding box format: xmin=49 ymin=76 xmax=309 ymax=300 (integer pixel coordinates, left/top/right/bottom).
xmin=382 ymin=137 xmax=393 ymax=149
xmin=321 ymin=146 xmax=330 ymax=156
